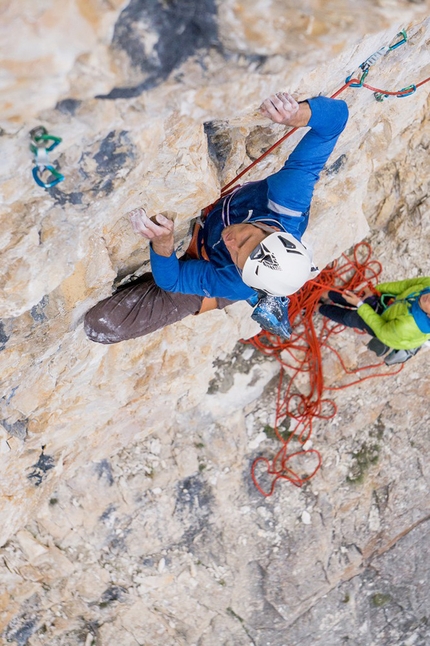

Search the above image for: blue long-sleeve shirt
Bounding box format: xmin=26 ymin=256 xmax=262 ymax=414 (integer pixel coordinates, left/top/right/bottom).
xmin=150 ymin=96 xmax=349 ymax=300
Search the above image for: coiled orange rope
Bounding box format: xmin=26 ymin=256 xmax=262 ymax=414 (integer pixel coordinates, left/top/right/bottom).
xmin=245 ymin=242 xmax=403 ymax=496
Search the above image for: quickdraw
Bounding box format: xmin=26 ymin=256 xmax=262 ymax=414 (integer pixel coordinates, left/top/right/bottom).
xmin=344 ymin=30 xmax=421 ymax=102
xmin=29 ymin=126 xmax=65 ymax=189
xmin=220 ymin=28 xmax=429 ymax=197
xmin=345 ymin=30 xmax=407 ymax=87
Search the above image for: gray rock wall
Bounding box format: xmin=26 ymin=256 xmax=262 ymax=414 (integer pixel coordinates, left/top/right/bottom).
xmin=0 ymin=1 xmax=429 ymax=644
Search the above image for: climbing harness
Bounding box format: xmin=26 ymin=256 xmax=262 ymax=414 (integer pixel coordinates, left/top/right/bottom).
xmin=29 ymin=126 xmax=65 ymax=189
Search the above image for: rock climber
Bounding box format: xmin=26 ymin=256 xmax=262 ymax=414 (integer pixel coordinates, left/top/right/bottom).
xmin=318 ymin=277 xmax=430 ymax=363
xmin=84 ymin=91 xmax=349 ymax=344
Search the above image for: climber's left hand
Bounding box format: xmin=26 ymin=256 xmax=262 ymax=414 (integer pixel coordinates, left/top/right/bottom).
xmin=129 ymin=208 xmax=174 ymax=257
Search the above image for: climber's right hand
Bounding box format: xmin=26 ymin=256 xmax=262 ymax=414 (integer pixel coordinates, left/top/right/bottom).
xmin=259 ymin=92 xmax=311 ymax=128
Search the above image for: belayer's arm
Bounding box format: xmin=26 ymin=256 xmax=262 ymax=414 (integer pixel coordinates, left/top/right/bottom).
xmin=376 ymin=277 xmax=430 ymax=296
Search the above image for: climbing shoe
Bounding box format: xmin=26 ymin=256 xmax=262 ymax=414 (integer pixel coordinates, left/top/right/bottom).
xmin=384 ymin=346 xmax=421 ymax=365
xmin=251 ymin=294 xmax=292 ymax=340
xmin=367 ymin=337 xmax=390 ymax=357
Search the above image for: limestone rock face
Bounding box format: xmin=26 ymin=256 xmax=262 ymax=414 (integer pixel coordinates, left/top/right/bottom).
xmin=0 ymin=2 xmax=430 ymax=644
xmin=0 ymin=0 xmax=130 ymax=122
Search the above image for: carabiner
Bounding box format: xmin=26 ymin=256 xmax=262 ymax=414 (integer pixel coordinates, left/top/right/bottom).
xmin=30 ymin=133 xmax=62 ymax=154
xmin=345 ymin=68 xmax=368 ymax=87
xmin=37 ymin=134 xmax=62 ymax=152
xmin=29 ymin=125 xmax=48 ymax=142
xmin=388 ymin=29 xmax=407 ymax=51
xmin=32 ymin=165 xmax=65 ymax=189
xmin=397 ymin=84 xmax=416 ymax=98
xmin=374 ymin=92 xmax=390 ymax=102
xmin=29 ymin=126 xmax=65 ymax=189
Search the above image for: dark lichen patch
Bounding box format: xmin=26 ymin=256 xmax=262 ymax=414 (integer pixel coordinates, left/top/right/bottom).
xmin=175 ymin=474 xmax=213 ymax=515
xmin=346 ymin=442 xmax=380 ymax=484
xmin=204 ymin=120 xmax=232 ymax=171
xmin=1 ymin=418 xmax=28 ymax=440
xmin=55 ymin=98 xmax=81 ymax=115
xmin=325 ymin=154 xmax=347 ymax=176
xmin=47 ymin=187 xmax=84 ymax=206
xmin=27 ymin=452 xmax=55 ymax=486
xmin=98 ymin=585 xmax=127 ymax=608
xmin=88 ymin=130 xmax=136 ymax=196
xmin=48 ymin=130 xmax=135 ymax=204
xmin=4 ymin=594 xmax=41 ymax=646
xmin=30 ymin=295 xmax=49 ymax=323
xmin=174 ymin=474 xmax=214 ymax=550
xmin=142 ymin=556 xmax=155 ymax=568
xmin=99 ymin=504 xmax=116 ymax=523
xmin=99 ymin=0 xmax=219 ymax=99
xmin=74 ymin=620 xmax=99 ymax=644
xmin=0 ymin=320 xmax=10 ymax=350
xmin=95 ymin=459 xmax=114 ymax=486
xmin=5 ymin=617 xmax=39 ymax=646
xmin=5 ymin=386 xmax=19 ymax=403
xmin=372 ymin=414 xmax=385 ymax=440
xmin=93 ymin=130 xmax=133 ymax=178
xmin=371 ymin=592 xmax=392 ymax=607
xmin=373 ymin=484 xmax=390 ymax=514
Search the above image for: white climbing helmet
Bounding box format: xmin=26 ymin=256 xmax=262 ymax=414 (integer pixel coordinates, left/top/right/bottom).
xmin=241 ymin=232 xmax=314 ymax=296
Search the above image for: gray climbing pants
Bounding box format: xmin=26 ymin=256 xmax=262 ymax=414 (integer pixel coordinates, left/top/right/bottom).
xmin=84 ymin=273 xmax=234 ymax=344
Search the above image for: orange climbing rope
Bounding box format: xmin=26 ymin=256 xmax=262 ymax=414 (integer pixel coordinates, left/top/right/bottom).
xmin=245 ymin=242 xmax=403 ymax=496
xmin=213 ymin=34 xmax=429 ymax=495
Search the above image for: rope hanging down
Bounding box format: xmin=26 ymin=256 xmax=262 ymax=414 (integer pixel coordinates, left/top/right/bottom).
xmin=212 ymin=29 xmax=428 ymax=495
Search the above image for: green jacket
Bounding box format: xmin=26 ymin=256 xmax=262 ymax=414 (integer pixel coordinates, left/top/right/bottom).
xmin=357 ymin=277 xmax=430 ymax=350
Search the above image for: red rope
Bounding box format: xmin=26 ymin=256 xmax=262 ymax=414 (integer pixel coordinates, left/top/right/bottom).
xmin=244 ymin=243 xmax=403 ymax=496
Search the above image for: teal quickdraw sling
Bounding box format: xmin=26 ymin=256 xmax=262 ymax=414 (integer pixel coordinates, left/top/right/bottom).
xmin=344 ymin=30 xmax=418 ymax=101
xmin=29 ymin=126 xmax=65 ymax=189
